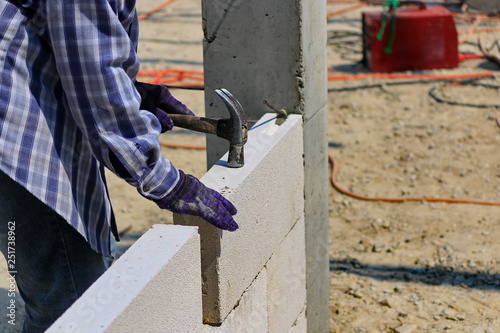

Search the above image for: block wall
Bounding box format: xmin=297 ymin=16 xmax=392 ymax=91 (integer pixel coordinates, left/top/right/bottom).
xmin=48 ymin=113 xmax=306 ymax=333
xmin=175 ymin=114 xmax=306 ymax=331
xmin=47 ymin=225 xmax=203 ymax=333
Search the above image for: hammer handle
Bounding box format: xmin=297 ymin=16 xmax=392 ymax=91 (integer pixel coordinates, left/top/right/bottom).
xmin=168 ymin=114 xmax=218 ymax=135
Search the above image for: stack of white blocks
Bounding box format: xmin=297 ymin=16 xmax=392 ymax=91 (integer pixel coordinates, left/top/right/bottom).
xmin=47 ymin=225 xmax=203 ymax=333
xmin=48 ymin=113 xmax=306 ymax=333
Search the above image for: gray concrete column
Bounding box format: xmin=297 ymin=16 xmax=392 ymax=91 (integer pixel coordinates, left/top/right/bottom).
xmin=202 ymin=0 xmax=329 ymax=332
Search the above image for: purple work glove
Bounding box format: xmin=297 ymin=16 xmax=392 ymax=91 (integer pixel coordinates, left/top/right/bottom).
xmin=155 ymin=170 xmax=239 ymax=231
xmin=135 ymin=81 xmax=195 ymax=132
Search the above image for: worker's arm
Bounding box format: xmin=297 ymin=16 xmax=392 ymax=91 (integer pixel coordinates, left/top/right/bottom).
xmin=47 ymin=0 xmax=175 ymax=198
xmin=46 ymin=0 xmax=237 ymax=230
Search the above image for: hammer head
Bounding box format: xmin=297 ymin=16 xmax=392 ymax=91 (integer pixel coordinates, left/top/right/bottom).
xmin=214 ymin=88 xmax=248 ymax=168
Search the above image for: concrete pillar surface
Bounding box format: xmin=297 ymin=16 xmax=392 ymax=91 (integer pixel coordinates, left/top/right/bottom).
xmin=202 ymin=0 xmax=302 ymax=166
xmin=202 ymin=0 xmax=330 ymax=331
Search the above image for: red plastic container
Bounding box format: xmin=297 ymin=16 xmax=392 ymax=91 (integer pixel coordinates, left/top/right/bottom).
xmin=362 ymin=2 xmax=458 ymax=72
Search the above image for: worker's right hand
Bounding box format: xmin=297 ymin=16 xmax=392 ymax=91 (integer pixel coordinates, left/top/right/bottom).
xmin=135 ymin=81 xmax=194 ymax=132
xmin=154 ymin=170 xmax=239 ymax=231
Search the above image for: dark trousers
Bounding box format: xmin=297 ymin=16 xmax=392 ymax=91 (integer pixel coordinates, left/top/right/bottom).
xmin=0 ymin=170 xmax=109 ymax=332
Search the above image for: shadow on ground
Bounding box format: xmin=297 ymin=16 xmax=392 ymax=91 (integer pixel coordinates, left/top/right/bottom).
xmin=330 ymin=258 xmax=500 ymax=291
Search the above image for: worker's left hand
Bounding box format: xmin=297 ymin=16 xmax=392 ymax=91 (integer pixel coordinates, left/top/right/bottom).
xmin=154 ymin=170 xmax=239 ymax=231
xmin=135 ymin=81 xmax=195 ymax=132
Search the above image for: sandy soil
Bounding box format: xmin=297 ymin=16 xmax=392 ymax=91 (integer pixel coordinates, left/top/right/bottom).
xmin=1 ymin=1 xmax=499 ymax=332
xmin=327 ymin=2 xmax=500 ymax=333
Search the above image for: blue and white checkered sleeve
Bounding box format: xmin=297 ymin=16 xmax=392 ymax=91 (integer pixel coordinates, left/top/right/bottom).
xmin=45 ymin=0 xmax=179 ymax=200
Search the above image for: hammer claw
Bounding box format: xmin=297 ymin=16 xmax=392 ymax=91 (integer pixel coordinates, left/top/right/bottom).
xmin=215 ymin=89 xmax=245 ymax=119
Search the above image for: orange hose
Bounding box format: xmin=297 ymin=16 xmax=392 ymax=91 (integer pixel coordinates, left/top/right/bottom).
xmin=459 ymin=16 xmax=482 ymax=44
xmin=328 ymin=72 xmax=495 ymax=81
xmin=139 ymin=68 xmax=204 ymax=76
xmin=327 ymin=3 xmax=366 ymax=18
xmin=158 ymin=146 xmax=500 ymax=206
xmin=458 ymin=53 xmax=483 ymax=62
xmin=329 ymin=155 xmax=500 ymax=206
xmin=138 ymin=0 xmax=176 ymax=21
xmin=459 ymin=27 xmax=500 ymax=34
xmin=138 ymin=68 xmax=204 ymax=86
xmin=455 ymin=14 xmax=500 ymax=23
xmin=139 ymin=69 xmax=495 ymax=86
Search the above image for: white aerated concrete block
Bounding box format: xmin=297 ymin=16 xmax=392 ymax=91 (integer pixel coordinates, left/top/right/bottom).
xmin=288 ymin=306 xmax=307 ymax=333
xmin=175 ymin=113 xmax=304 ymax=323
xmin=203 ymin=269 xmax=269 ymax=333
xmin=266 ymin=217 xmax=306 ymax=333
xmin=47 ymin=225 xmax=203 ymax=333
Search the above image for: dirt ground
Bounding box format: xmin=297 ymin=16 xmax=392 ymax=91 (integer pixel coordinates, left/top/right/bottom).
xmin=328 ymin=2 xmax=500 ymax=332
xmin=1 ymin=1 xmax=499 ymax=332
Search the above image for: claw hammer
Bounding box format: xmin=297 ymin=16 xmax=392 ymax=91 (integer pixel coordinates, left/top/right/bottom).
xmin=167 ymin=88 xmax=248 ymax=168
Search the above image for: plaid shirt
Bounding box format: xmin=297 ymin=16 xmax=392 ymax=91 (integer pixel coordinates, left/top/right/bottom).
xmin=0 ymin=0 xmax=179 ymax=256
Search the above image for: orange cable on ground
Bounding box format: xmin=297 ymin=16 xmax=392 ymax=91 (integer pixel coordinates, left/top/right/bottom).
xmin=329 ymin=155 xmax=500 ymax=206
xmin=458 ymin=26 xmax=500 ymax=34
xmin=156 ymin=145 xmax=500 ymax=206
xmin=458 ymin=53 xmax=483 ymax=61
xmin=138 ymin=0 xmax=176 ymax=21
xmin=458 ymin=15 xmax=482 ymax=43
xmin=454 ymin=14 xmax=500 ymax=23
xmin=328 ymin=71 xmax=495 ymax=81
xmin=139 ymin=69 xmax=495 ymax=86
xmin=138 ymin=68 xmax=204 ymax=86
xmin=327 ymin=2 xmax=367 ymax=18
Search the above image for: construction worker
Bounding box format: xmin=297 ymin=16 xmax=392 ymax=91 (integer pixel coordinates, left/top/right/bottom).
xmin=0 ymin=1 xmax=238 ymax=331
